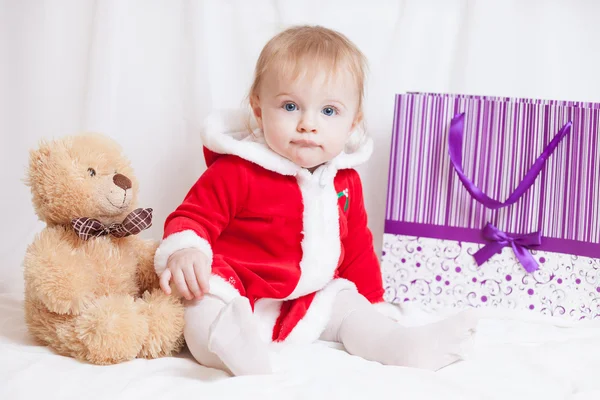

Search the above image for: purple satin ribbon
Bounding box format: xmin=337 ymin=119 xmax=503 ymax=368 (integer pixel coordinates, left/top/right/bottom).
xmin=449 ymin=112 xmax=571 ymax=272
xmin=449 ymin=113 xmax=572 ymax=210
xmin=473 ymin=223 xmax=542 ymax=272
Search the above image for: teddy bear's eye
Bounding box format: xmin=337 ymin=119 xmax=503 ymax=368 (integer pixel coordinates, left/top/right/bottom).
xmin=87 ymin=168 xmax=96 ymax=177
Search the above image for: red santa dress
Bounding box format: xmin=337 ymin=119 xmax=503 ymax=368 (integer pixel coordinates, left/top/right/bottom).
xmin=154 ymin=110 xmax=397 ymax=344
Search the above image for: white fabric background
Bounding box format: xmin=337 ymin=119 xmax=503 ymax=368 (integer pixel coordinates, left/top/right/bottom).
xmin=3 ymin=0 xmax=600 ymax=295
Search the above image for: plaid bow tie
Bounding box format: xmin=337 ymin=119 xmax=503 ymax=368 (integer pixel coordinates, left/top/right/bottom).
xmin=71 ymin=208 xmax=153 ymax=241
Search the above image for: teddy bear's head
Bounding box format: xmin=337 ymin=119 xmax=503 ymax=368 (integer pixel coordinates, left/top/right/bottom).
xmin=27 ymin=134 xmax=140 ymax=226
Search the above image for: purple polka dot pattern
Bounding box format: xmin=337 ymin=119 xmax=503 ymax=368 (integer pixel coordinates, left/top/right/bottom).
xmin=381 ymin=234 xmax=600 ymax=321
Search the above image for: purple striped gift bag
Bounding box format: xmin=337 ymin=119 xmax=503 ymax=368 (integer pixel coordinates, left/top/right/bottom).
xmin=381 ymin=92 xmax=600 ymax=320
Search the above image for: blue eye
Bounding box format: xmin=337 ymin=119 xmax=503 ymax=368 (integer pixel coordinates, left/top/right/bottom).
xmin=322 ymin=107 xmax=336 ymax=116
xmin=284 ymin=103 xmax=297 ymax=112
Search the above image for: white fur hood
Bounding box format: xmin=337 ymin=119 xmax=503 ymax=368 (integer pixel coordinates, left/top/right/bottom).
xmin=200 ymin=109 xmax=373 ymax=175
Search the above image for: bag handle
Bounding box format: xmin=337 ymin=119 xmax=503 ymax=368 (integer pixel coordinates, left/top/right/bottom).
xmin=448 ymin=113 xmax=572 ymax=210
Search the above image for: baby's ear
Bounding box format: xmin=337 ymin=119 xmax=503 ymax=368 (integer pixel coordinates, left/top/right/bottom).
xmin=250 ymin=95 xmax=263 ymax=126
xmin=348 ymin=111 xmax=364 ymax=137
xmin=351 ymin=111 xmax=364 ymax=131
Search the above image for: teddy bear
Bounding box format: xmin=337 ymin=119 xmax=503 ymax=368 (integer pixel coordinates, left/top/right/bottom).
xmin=23 ymin=133 xmax=185 ymax=365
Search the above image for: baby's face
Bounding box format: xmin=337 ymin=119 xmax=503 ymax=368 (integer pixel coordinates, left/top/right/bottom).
xmin=252 ymin=66 xmax=360 ymax=170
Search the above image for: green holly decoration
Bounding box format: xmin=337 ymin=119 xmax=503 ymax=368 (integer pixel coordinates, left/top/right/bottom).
xmin=337 ymin=189 xmax=349 ymax=212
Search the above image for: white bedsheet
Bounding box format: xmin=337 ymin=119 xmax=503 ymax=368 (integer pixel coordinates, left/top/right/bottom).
xmin=3 ymin=293 xmax=600 ymax=400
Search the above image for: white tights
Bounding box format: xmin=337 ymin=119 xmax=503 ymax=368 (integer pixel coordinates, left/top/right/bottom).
xmin=184 ymin=291 xmax=477 ymax=376
xmin=321 ymin=289 xmax=477 ymax=371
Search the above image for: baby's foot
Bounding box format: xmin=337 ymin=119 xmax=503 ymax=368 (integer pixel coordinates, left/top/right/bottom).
xmin=208 ymin=296 xmax=273 ymax=376
xmin=381 ymin=309 xmax=478 ymax=371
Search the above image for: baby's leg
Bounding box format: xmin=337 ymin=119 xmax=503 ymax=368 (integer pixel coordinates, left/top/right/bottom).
xmin=321 ymin=290 xmax=477 ymax=371
xmin=184 ymin=295 xmax=229 ymax=372
xmin=184 ymin=295 xmax=272 ymax=376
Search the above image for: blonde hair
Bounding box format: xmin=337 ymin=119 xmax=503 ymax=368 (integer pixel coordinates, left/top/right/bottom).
xmin=247 ymin=25 xmax=368 ymax=149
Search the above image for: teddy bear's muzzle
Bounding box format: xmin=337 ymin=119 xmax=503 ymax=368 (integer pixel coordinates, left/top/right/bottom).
xmin=104 ymin=174 xmax=133 ymax=213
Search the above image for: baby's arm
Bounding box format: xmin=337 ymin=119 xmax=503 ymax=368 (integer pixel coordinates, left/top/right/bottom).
xmin=336 ymin=170 xmax=401 ymax=320
xmin=154 ymin=156 xmax=248 ymax=298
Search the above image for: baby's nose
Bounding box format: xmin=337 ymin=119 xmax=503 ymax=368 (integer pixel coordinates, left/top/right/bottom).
xmin=297 ymin=115 xmax=317 ymax=133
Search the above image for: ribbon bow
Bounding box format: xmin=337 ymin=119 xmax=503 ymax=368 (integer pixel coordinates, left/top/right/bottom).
xmin=473 ymin=223 xmax=542 ymax=273
xmin=71 ymin=208 xmax=153 ymax=241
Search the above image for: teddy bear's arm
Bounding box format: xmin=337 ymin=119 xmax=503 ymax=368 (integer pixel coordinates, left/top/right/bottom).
xmin=129 ymin=237 xmax=161 ymax=294
xmin=23 ymin=228 xmax=96 ymax=315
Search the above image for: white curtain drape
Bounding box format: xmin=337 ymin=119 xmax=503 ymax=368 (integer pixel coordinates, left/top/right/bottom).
xmin=3 ymin=0 xmax=600 ymax=294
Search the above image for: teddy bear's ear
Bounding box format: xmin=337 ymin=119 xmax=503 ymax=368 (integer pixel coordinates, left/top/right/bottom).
xmin=24 ymin=140 xmax=51 ymax=187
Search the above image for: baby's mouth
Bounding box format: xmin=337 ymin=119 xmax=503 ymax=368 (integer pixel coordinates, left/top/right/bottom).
xmin=292 ymin=139 xmax=320 ymax=147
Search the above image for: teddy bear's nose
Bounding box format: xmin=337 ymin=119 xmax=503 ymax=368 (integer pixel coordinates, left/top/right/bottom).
xmin=113 ymin=174 xmax=132 ymax=190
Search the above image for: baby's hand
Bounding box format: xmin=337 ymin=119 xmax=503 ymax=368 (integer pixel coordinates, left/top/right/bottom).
xmin=160 ymin=248 xmax=211 ymax=300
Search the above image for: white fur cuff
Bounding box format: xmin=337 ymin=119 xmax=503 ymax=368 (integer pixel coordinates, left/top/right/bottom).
xmin=154 ymin=230 xmax=213 ymax=275
xmin=208 ymin=275 xmax=241 ymax=303
xmin=284 ymin=278 xmax=357 ymax=344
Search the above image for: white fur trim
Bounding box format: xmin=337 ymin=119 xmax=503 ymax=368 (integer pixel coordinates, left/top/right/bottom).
xmin=154 ymin=230 xmax=213 ymax=275
xmin=373 ymin=302 xmax=403 ymax=322
xmin=333 ymin=136 xmax=374 ymax=170
xmin=285 ymin=168 xmax=341 ymax=299
xmin=201 ymin=110 xmax=372 ymax=174
xmin=284 ymin=279 xmax=357 ymax=344
xmin=253 ymin=298 xmax=283 ymax=343
xmin=208 ymin=275 xmax=241 ymax=303
xmin=202 ymin=110 xmax=299 ymax=175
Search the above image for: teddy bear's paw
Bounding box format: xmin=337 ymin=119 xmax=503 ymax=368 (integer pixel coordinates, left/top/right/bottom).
xmin=75 ymin=294 xmax=149 ymax=365
xmin=137 ymin=289 xmax=185 ymax=359
xmin=40 ymin=293 xmax=94 ymax=316
xmin=24 ymin=236 xmax=96 ymax=316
